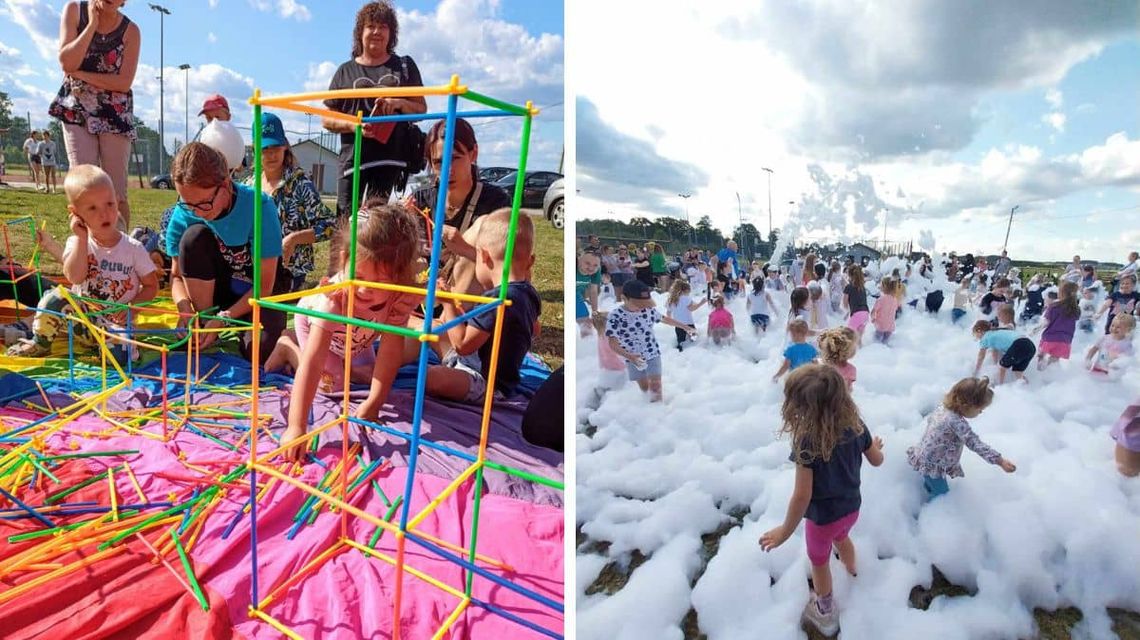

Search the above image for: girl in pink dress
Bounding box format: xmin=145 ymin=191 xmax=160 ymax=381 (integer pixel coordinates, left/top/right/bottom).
xmin=707 ymin=295 xmax=736 ymax=345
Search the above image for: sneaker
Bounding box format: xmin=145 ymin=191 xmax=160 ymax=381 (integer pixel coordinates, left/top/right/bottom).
xmin=7 ymin=337 xmax=50 ymax=358
xmin=802 ymin=594 xmax=839 ymax=637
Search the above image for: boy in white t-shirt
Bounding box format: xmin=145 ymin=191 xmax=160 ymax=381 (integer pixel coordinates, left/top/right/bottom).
xmin=8 ymin=166 xmax=158 ymax=360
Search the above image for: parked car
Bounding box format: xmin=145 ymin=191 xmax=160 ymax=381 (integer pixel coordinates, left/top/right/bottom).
xmin=478 ymin=166 xmax=514 ymax=183
xmin=151 ymin=174 xmax=173 ymax=189
xmin=492 ymin=170 xmax=563 ymax=210
xmin=542 ymin=178 xmax=564 ymax=229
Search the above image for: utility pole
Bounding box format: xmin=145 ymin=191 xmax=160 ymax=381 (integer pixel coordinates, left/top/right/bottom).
xmin=678 ymin=193 xmax=692 ymax=245
xmin=178 ymin=63 xmax=190 ymax=143
xmin=1002 ymin=204 xmax=1020 ymax=253
xmin=761 ymin=167 xmax=773 ymax=238
xmin=149 ymin=4 xmax=170 ymax=173
xmin=736 ymin=191 xmax=745 ymax=258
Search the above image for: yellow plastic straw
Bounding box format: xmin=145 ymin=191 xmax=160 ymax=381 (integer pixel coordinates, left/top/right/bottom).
xmin=432 ymin=598 xmax=472 ymax=640
xmin=247 ymin=607 xmax=304 ymax=640
xmin=407 ymin=462 xmax=480 ymax=530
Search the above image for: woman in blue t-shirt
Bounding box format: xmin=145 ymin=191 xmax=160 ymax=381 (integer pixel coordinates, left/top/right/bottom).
xmin=167 ymin=142 xmax=287 ymax=364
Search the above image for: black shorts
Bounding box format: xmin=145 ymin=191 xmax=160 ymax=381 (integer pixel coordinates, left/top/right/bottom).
xmin=1000 ymin=337 xmax=1036 ymax=372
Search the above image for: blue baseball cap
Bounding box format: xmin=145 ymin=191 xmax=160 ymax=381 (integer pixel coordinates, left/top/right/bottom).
xmin=258 ymin=112 xmax=287 ymax=148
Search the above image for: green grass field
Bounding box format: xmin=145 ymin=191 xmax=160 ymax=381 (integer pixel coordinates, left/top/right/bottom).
xmin=0 ymin=184 xmax=564 ymax=368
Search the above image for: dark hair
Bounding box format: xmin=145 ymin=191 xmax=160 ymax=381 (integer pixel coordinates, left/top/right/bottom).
xmin=424 ymin=118 xmax=478 ymax=182
xmin=790 ymin=286 xmax=809 ymax=313
xmin=752 ymin=276 xmax=764 ymax=295
xmin=814 ymin=263 xmax=826 ymax=279
xmin=1058 ymin=281 xmax=1080 ymax=318
xmin=351 ymin=2 xmax=399 ymax=58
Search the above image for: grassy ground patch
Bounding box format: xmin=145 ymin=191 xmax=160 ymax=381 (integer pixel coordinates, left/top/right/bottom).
xmin=0 ymin=184 xmax=563 ymax=367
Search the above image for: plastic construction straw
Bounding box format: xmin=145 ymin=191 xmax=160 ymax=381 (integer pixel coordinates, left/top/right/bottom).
xmin=0 ymin=484 xmax=57 ymax=528
xmin=171 ymin=530 xmax=210 ymax=611
xmin=432 ymin=598 xmax=471 ymax=640
xmin=365 ymin=495 xmax=403 ymax=549
xmin=134 ymin=532 xmax=194 ymax=599
xmin=469 ymin=596 xmax=562 ymax=640
xmin=247 ymin=607 xmax=304 ymax=640
xmin=44 ymin=465 xmax=121 ymax=504
xmin=257 ymin=539 xmax=347 ymax=610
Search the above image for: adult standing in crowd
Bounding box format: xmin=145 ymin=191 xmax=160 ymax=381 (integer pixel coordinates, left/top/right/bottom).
xmin=324 ymin=1 xmax=426 ymax=274
xmin=994 ymin=250 xmax=1012 ymax=278
xmin=716 ymin=240 xmax=740 ymax=279
xmin=1114 ymin=251 xmax=1140 ymax=292
xmin=632 ymin=244 xmax=653 ymax=287
xmin=51 ymin=0 xmax=140 ymax=227
xmin=38 ymin=131 xmax=59 ymax=194
xmin=1063 ymin=255 xmax=1083 ymax=283
xmin=409 ymin=118 xmax=511 ymax=300
xmin=612 ymin=245 xmax=634 ymax=292
xmin=23 ymin=131 xmax=43 ymax=192
xmin=245 ymin=112 xmax=336 ymax=293
xmin=166 ymin=142 xmax=286 ymax=364
xmin=600 ymin=244 xmax=619 ymax=283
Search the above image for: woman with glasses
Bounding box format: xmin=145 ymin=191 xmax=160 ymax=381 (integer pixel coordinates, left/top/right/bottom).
xmin=165 ymin=142 xmax=289 ymax=364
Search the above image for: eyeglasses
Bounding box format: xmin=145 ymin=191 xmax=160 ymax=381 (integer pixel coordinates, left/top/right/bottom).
xmin=177 ymin=183 xmax=225 ymax=213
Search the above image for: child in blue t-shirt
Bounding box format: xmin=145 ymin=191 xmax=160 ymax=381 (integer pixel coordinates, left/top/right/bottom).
xmin=773 ymin=319 xmax=818 ymax=382
xmin=428 ymin=209 xmax=541 ymax=403
xmin=972 ymin=306 xmax=1036 ymax=385
xmin=760 ymin=364 xmax=885 ymax=636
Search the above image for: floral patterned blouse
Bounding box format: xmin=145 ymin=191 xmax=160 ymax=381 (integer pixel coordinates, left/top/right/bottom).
xmin=48 ymin=2 xmax=136 ymax=138
xmin=243 ymin=166 xmax=336 ymax=279
xmin=906 ymin=406 xmax=1003 ymax=479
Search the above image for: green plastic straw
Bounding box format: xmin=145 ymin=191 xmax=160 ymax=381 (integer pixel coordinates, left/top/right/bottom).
xmin=99 ymin=496 xmax=202 ymax=550
xmin=44 ymin=465 xmax=121 ymax=504
xmin=365 ymin=495 xmax=403 ymax=550
xmin=19 ymin=454 xmax=60 ymax=484
xmin=465 ymin=466 xmax=487 ymax=595
xmin=482 ymin=460 xmax=563 ymax=490
xmin=258 ymin=299 xmax=424 ymax=340
xmin=462 ymin=90 xmax=529 ymax=116
xmin=171 ymin=530 xmax=210 ymax=611
xmin=371 ymin=479 xmax=391 ymax=508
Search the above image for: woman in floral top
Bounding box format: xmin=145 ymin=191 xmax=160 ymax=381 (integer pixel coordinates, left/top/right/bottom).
xmin=245 ymin=112 xmax=336 ymax=292
xmin=51 ymin=0 xmax=140 ymax=227
xmin=906 ymin=376 xmax=1017 ymax=500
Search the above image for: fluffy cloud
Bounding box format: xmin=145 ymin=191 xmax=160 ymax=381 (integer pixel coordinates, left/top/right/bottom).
xmin=1043 ymin=112 xmax=1066 ymax=133
xmin=1045 ymin=88 xmax=1063 ymax=109
xmin=207 ymin=32 xmax=217 ymax=44
xmin=303 ymin=61 xmax=338 ymax=93
xmin=248 ymin=0 xmax=311 ymax=22
xmin=719 ymin=0 xmax=1137 ymax=159
xmin=5 ymin=0 xmax=59 ymax=61
xmin=577 ymin=97 xmax=707 ymax=217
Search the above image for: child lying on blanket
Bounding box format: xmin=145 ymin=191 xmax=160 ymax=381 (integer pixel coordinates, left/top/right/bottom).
xmin=8 ymin=165 xmax=158 ymax=361
xmin=277 ymin=201 xmax=423 ymax=463
xmin=425 ymin=208 xmax=540 ymax=403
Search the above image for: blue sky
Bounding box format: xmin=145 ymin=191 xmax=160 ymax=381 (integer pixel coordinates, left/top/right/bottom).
xmin=573 ymin=0 xmax=1139 ymax=262
xmin=1 ymin=0 xmax=564 ymax=173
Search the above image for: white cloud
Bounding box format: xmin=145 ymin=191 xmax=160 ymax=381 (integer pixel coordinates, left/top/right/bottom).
xmin=0 ymin=40 xmax=22 ymax=57
xmin=1043 ymin=111 xmax=1066 ymax=132
xmin=209 ymin=0 xmax=219 ymax=7
xmin=248 ymin=0 xmax=311 ymax=22
xmin=1045 ymin=88 xmax=1064 ymax=109
xmin=207 ymin=32 xmax=217 ymax=44
xmin=303 ymin=61 xmax=337 ymax=93
xmin=6 ymin=0 xmax=60 ymax=61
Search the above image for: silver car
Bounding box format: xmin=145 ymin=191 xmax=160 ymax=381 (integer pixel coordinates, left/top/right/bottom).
xmin=542 ymin=178 xmax=564 ymax=229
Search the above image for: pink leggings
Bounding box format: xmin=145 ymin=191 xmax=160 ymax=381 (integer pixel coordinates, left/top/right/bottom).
xmin=61 ymin=124 xmax=132 ymax=217
xmin=805 ymin=510 xmax=859 ymax=566
xmin=847 ymin=310 xmax=869 ymax=333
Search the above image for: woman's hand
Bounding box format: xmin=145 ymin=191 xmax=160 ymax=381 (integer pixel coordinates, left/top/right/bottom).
xmin=197 ymin=317 xmax=225 ymax=349
xmin=281 ymin=233 xmax=298 ymax=265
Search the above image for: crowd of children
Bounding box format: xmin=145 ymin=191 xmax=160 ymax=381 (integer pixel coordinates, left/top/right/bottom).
xmin=580 ymin=242 xmax=1140 ymax=635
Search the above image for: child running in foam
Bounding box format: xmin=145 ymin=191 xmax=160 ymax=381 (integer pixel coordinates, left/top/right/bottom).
xmin=788 ymin=286 xmax=813 ymax=336
xmin=605 ymin=279 xmax=697 ymax=402
xmin=707 ymin=295 xmax=735 ymax=345
xmin=773 ymin=319 xmax=818 ymax=382
xmin=951 ymin=278 xmax=972 ymax=324
xmin=1078 ymin=288 xmax=1098 ymax=333
xmin=746 ymin=276 xmax=778 ymax=334
xmin=870 ymin=277 xmax=900 ymax=344
xmin=819 ymin=327 xmax=858 ymax=390
xmin=760 ymin=364 xmax=884 ymax=636
xmin=842 ymin=266 xmax=870 ymax=346
xmin=1034 ymin=281 xmax=1080 ymax=371
xmin=1086 ymin=314 xmax=1135 ymax=376
xmin=665 ymin=280 xmax=705 ymax=352
xmin=972 ymin=306 xmax=1036 ymax=385
xmin=906 ymin=376 xmax=1016 ymax=500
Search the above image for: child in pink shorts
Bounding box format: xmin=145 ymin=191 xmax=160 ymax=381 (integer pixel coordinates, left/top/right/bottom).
xmin=707 ymin=295 xmax=736 ymax=345
xmin=759 ymin=364 xmax=885 ymax=636
xmin=843 ymin=266 xmax=870 ymax=346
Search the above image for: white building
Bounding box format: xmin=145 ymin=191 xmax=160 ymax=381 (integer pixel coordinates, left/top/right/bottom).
xmin=290 ymin=138 xmax=339 ymax=195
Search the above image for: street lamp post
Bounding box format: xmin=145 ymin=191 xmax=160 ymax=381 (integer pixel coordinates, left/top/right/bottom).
xmin=677 ymin=193 xmax=692 ymax=244
xmin=149 ymin=4 xmax=170 ymax=173
xmin=1002 ymin=204 xmax=1020 ymax=254
xmin=178 ymin=64 xmax=190 ymax=144
xmin=735 ymin=191 xmax=745 ymax=258
xmin=761 ymin=167 xmax=773 ymax=238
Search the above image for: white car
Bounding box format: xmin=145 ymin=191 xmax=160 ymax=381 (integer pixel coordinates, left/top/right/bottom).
xmin=542 ymin=178 xmax=564 ymax=229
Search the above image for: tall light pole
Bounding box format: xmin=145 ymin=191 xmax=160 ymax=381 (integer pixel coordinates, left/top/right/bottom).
xmin=1002 ymin=204 xmax=1020 ymax=253
xmin=178 ymin=63 xmax=190 ymax=144
xmin=761 ymin=167 xmax=774 ymax=238
xmin=735 ymin=191 xmax=745 ymax=258
xmin=149 ymin=4 xmax=170 ymax=173
xmin=677 ymin=193 xmax=692 ymax=244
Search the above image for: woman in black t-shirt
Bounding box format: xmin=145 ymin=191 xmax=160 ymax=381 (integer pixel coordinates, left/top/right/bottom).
xmin=408 ymin=118 xmax=511 ymax=300
xmin=323 ymin=1 xmax=426 ymax=275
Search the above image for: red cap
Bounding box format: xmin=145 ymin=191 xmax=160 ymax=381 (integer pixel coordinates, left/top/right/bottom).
xmin=198 ymin=94 xmax=229 ymax=115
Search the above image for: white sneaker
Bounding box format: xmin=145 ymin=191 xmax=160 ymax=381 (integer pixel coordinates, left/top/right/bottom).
xmin=802 ymin=594 xmax=839 ymax=636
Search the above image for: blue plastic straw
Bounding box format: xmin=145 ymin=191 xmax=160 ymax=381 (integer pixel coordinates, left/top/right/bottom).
xmin=431 ymin=299 xmax=505 ymax=335
xmin=349 ymin=417 xmax=476 ymax=464
xmin=360 ymin=108 xmax=516 ymax=124
xmin=470 ymin=597 xmax=563 ymax=640
xmin=0 ymin=485 xmax=57 ymax=528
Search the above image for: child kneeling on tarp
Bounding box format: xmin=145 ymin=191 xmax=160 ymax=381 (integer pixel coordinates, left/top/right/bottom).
xmin=426 ymin=208 xmax=541 ymax=403
xmin=8 ymin=165 xmax=158 ymax=362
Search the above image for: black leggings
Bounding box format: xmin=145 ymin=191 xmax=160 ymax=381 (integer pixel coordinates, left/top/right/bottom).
xmin=1000 ymin=337 xmax=1037 ymax=373
xmin=675 ymin=324 xmax=696 ymax=350
xmin=0 ymin=260 xmax=52 ymax=308
xmin=178 ymin=224 xmax=287 ymax=365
